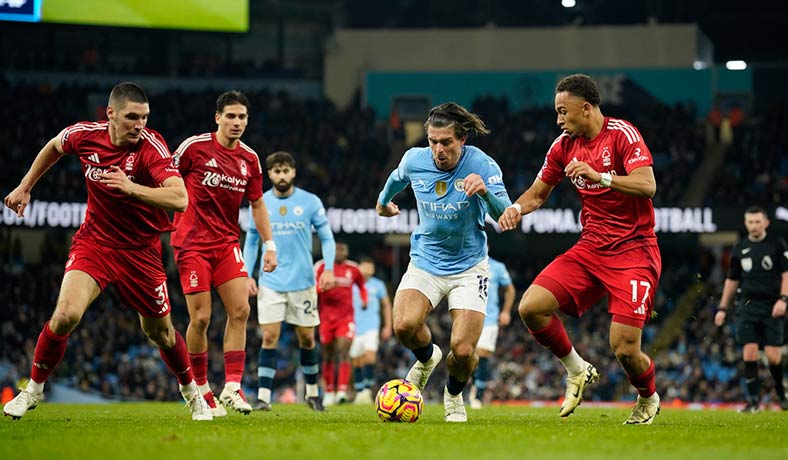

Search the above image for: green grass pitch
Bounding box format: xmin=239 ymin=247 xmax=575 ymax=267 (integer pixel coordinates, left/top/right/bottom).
xmin=2 ymin=403 xmax=786 ymax=460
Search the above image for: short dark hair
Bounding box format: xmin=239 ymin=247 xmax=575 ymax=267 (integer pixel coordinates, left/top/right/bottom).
xmin=424 ymin=102 xmax=491 ymax=139
xmin=265 ymin=151 xmax=296 ymax=170
xmin=555 ymin=74 xmax=602 ymax=106
xmin=359 ymin=255 xmax=375 ymax=265
xmin=216 ymin=90 xmax=250 ymax=114
xmin=108 ymin=82 xmax=148 ymax=109
xmin=745 ymin=206 xmax=768 ymax=218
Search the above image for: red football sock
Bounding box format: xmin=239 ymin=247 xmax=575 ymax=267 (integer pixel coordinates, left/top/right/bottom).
xmin=189 ymin=351 xmax=209 ymax=386
xmin=528 ymin=314 xmax=573 ymax=359
xmin=337 ymin=361 xmax=351 ymax=392
xmin=30 ymin=321 xmax=69 ymax=384
xmin=627 ymin=359 xmax=657 ymax=398
xmin=159 ymin=332 xmax=194 ymax=385
xmin=323 ymin=361 xmax=335 ymax=393
xmin=224 ymin=350 xmax=245 ymax=384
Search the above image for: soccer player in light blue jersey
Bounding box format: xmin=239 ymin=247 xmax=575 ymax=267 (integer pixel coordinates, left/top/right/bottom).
xmin=376 ymin=102 xmax=512 ymax=422
xmin=243 ymin=151 xmax=337 ymax=412
xmin=350 ymin=256 xmax=393 ymax=404
xmin=469 ymin=256 xmax=515 ymax=409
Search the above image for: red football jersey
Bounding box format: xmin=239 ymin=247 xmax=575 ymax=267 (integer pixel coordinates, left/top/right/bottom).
xmin=60 ymin=122 xmax=180 ymax=248
xmin=537 ymin=117 xmax=657 ymax=253
xmin=315 ymin=260 xmax=367 ymax=320
xmin=170 ymin=133 xmax=263 ymax=249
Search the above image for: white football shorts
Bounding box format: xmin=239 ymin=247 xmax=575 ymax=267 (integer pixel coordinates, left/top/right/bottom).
xmin=349 ymin=329 xmax=380 ymax=359
xmin=476 ymin=325 xmax=499 ymax=352
xmin=396 ymin=259 xmax=489 ymax=314
xmin=256 ymin=285 xmax=320 ymax=327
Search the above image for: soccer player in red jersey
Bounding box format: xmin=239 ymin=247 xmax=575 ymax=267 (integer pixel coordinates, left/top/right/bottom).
xmin=314 ymin=242 xmax=367 ymax=405
xmin=498 ymin=74 xmax=662 ymax=424
xmin=3 ymin=82 xmax=212 ymax=421
xmin=171 ymin=91 xmax=277 ymax=416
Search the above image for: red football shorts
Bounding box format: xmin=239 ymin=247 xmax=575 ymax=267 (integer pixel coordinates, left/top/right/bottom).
xmin=533 ymin=243 xmax=662 ymax=329
xmin=319 ymin=316 xmax=356 ymax=345
xmin=174 ymin=243 xmax=248 ymax=295
xmin=65 ymin=238 xmax=171 ymax=318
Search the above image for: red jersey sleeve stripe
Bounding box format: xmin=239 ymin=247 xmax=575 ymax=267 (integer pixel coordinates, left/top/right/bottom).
xmin=140 ymin=130 xmax=171 ymax=159
xmin=608 ymin=119 xmax=640 ymax=144
xmin=547 ymin=133 xmax=567 ymax=152
xmin=64 ymin=122 xmax=107 ymax=136
xmin=239 ymin=141 xmax=264 ymax=172
xmin=175 ymin=133 xmax=211 ymax=157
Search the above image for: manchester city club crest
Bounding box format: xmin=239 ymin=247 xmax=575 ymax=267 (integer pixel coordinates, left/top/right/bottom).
xmin=279 ymin=206 xmax=287 ymax=216
xmin=435 ymin=181 xmax=447 ymax=197
xmin=454 ymin=179 xmax=465 ymax=192
xmin=294 ymin=206 xmax=304 ymax=216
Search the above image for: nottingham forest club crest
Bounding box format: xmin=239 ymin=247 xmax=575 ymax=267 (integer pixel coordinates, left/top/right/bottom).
xmin=239 ymin=160 xmax=248 ymax=177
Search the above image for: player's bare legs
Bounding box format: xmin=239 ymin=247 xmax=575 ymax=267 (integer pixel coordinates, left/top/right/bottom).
xmin=609 ymin=322 xmax=650 ymax=376
xmin=184 ymin=291 xmax=225 ymax=414
xmin=393 ymin=289 xmax=432 ymax=349
xmin=519 ymin=284 xmax=598 ymax=417
xmin=610 ymin=322 xmax=660 ymax=424
xmin=4 ymin=271 xmax=98 ymax=419
xmin=295 ymin=326 xmax=323 ymax=411
xmin=140 ymin=313 xmax=211 ymax=420
xmin=443 ymin=309 xmax=484 ymax=423
xmin=185 ymin=292 xmax=213 ymax=353
xmin=215 ymin=277 xmax=252 ymax=413
xmin=395 ymin=290 xmax=443 ymax=391
xmin=446 ymin=309 xmax=483 ymax=383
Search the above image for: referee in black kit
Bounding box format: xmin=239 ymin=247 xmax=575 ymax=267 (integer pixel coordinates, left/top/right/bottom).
xmin=715 ymin=206 xmax=788 ymax=412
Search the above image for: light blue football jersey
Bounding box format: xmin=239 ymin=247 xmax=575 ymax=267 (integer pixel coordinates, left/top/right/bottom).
xmin=353 ymin=276 xmax=388 ymax=334
xmin=379 ymin=145 xmax=510 ymax=275
xmin=243 ymin=187 xmax=329 ymax=291
xmin=485 ymin=257 xmax=513 ymax=327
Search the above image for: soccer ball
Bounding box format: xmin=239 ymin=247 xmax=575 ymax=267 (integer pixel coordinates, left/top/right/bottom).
xmin=375 ymin=378 xmax=423 ymax=423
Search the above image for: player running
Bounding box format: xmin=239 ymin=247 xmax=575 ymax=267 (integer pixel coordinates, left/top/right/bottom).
xmin=498 ymin=74 xmax=662 ymax=424
xmin=376 ymin=102 xmax=511 ymax=422
xmin=171 ymin=91 xmax=277 ymax=416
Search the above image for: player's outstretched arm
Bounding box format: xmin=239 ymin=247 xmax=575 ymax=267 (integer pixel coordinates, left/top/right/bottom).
xmin=564 ymin=161 xmax=656 ymax=198
xmin=103 ymin=173 xmax=188 ymax=211
xmin=380 ymin=294 xmax=393 ymax=341
xmin=4 ymin=129 xmax=67 ymax=217
xmin=499 ymin=283 xmax=516 ymax=327
xmin=242 ymin=209 xmax=261 ymax=296
xmin=250 ymin=197 xmax=278 ymax=273
xmin=316 ymin=222 xmax=337 ymax=291
xmin=715 ymin=278 xmax=740 ymax=326
xmin=376 ymin=168 xmax=409 ymax=217
xmin=464 ymin=173 xmax=511 ymax=220
xmin=772 ymin=271 xmax=788 ymax=318
xmin=498 ymin=178 xmax=554 ymax=231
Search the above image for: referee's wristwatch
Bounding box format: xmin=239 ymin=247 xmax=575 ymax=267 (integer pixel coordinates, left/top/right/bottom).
xmin=779 ymin=294 xmax=788 ymax=303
